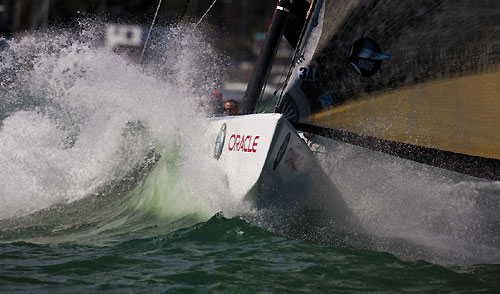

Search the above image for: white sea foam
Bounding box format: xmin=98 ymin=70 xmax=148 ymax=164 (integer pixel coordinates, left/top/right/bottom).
xmin=315 ymin=136 xmax=500 ymax=265
xmin=0 ymin=22 xmax=237 ymax=220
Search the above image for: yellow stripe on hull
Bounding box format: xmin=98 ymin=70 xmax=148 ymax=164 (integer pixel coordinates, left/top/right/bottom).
xmin=310 ymin=71 xmax=500 ymax=160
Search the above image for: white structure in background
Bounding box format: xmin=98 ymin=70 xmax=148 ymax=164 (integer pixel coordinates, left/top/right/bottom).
xmin=105 ymin=24 xmax=143 ymax=49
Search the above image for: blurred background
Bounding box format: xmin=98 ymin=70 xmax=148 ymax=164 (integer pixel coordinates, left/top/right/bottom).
xmin=0 ymin=0 xmax=293 ymax=98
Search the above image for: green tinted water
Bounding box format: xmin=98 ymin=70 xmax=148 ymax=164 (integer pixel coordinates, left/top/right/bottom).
xmin=1 ymin=215 xmax=499 ymax=293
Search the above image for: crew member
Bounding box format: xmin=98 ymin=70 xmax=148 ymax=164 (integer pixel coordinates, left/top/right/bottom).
xmin=223 ymin=99 xmax=240 ymax=116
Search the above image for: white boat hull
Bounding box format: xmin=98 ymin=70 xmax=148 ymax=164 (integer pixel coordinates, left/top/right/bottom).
xmin=208 ymin=114 xmax=352 ymax=223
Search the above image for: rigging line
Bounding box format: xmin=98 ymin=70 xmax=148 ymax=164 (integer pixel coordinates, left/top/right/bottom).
xmin=258 ymin=90 xmax=280 ymax=112
xmin=158 ymin=0 xmax=218 ymax=75
xmin=277 ymin=0 xmax=317 ymax=107
xmin=139 ymin=0 xmax=164 ymax=65
xmin=258 ymin=98 xmax=280 ymax=113
xmin=259 ymin=69 xmax=290 ymax=113
xmin=267 ymin=40 xmax=296 ymax=103
xmin=278 ymin=0 xmax=316 ymax=102
xmin=194 ymin=0 xmax=218 ymax=30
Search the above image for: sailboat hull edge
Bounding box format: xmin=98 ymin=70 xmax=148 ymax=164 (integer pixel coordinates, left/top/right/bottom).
xmin=208 ymin=114 xmax=351 ymax=222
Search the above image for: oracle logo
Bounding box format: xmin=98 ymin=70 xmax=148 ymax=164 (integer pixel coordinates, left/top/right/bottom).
xmin=214 ymin=123 xmax=227 ymax=160
xmin=227 ymin=134 xmax=260 ymax=153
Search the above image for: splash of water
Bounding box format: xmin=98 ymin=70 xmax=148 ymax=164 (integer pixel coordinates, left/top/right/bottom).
xmin=4 ymin=17 xmax=498 ymax=268
xmin=314 ymin=136 xmax=500 ymax=265
xmin=0 ymin=21 xmax=235 ymax=221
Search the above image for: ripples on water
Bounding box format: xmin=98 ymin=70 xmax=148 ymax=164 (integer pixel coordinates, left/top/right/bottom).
xmin=1 ymin=215 xmax=499 ymax=293
xmin=1 ymin=21 xmax=499 ymax=293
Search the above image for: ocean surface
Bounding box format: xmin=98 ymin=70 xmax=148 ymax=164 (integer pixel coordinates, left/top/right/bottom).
xmin=1 ymin=24 xmax=500 ymax=293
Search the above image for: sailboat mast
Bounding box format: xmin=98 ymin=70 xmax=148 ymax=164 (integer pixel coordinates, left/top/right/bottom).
xmin=240 ymin=0 xmax=293 ymax=115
